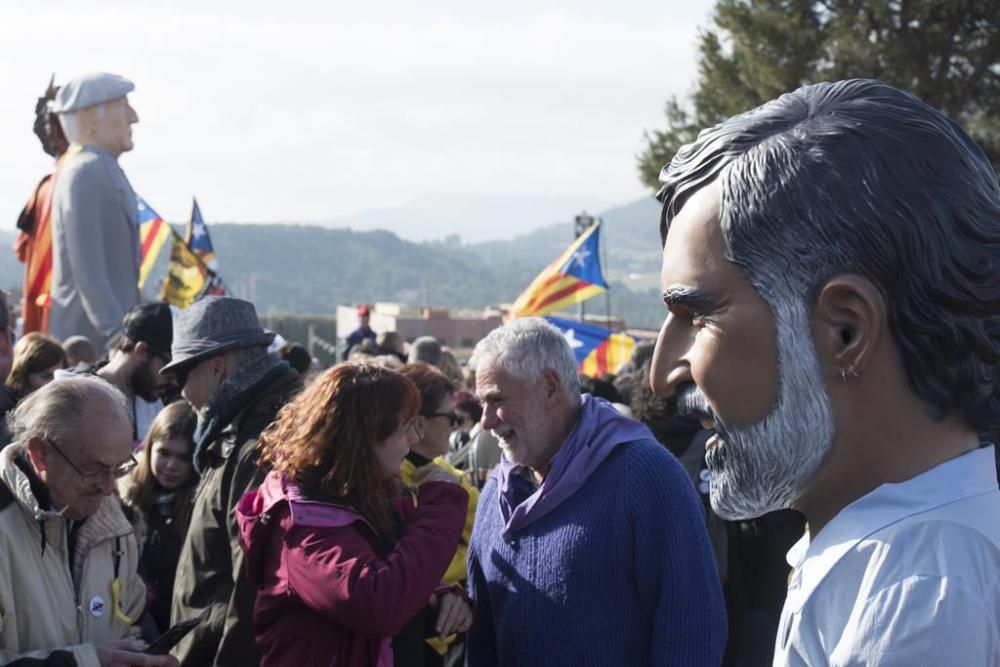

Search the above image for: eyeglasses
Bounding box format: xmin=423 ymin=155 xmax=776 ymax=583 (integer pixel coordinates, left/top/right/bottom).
xmin=424 ymin=411 xmax=460 ymax=427
xmin=47 ymin=438 xmax=137 ymax=485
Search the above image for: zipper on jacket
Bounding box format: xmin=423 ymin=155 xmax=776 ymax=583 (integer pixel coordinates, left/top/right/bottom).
xmin=42 ymin=517 xmax=84 ymax=640
xmin=62 ymin=521 xmax=85 ymax=641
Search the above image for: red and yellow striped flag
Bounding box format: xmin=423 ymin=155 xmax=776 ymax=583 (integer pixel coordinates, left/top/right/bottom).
xmin=15 ymin=145 xmax=81 ymax=334
xmin=510 ymin=222 xmax=608 ymax=318
xmin=137 ymin=197 xmax=172 ymax=289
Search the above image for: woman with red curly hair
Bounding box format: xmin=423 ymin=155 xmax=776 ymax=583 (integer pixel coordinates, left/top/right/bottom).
xmin=237 ymin=363 xmax=471 ymax=667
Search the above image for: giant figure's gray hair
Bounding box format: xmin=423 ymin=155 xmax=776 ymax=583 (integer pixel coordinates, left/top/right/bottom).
xmin=8 ymin=375 xmax=131 ymax=447
xmin=55 ymin=104 xmax=106 ymax=146
xmin=658 ymin=78 xmax=1000 ymax=431
xmin=470 ymin=318 xmax=581 ymax=402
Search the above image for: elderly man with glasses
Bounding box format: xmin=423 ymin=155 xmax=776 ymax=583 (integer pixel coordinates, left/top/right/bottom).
xmin=0 ymin=375 xmax=176 ymax=666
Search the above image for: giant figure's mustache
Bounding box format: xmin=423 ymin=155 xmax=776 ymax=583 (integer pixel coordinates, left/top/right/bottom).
xmin=675 ymin=383 xmax=716 ymax=423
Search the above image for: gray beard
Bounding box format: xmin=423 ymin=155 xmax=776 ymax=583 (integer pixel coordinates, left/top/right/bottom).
xmin=678 ymin=296 xmax=835 ymax=520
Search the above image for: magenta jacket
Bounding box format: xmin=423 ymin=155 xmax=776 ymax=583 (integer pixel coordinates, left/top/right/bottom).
xmin=237 ymin=471 xmax=469 ymax=667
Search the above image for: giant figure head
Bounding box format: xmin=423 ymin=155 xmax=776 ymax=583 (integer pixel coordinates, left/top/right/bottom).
xmin=52 ymin=72 xmax=138 ymax=158
xmin=650 ymin=79 xmax=1000 ymax=520
xmin=33 ymin=75 xmax=69 ymax=158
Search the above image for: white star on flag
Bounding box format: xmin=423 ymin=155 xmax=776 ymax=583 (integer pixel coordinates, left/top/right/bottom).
xmin=572 ymin=247 xmax=591 ymax=269
xmin=192 ymin=224 xmax=207 ymax=240
xmin=561 ymin=328 xmax=584 ymax=350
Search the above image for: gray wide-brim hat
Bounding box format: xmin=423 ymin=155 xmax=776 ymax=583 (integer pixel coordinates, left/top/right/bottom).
xmin=51 ymin=73 xmax=134 ymax=114
xmin=160 ymin=296 xmax=275 ymax=376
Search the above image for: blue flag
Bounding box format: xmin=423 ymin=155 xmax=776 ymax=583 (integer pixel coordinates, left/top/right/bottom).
xmin=546 ymin=315 xmax=639 ymax=377
xmin=184 ymin=197 xmax=218 ymax=270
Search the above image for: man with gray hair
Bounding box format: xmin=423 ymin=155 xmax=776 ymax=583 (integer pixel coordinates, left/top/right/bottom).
xmin=49 ymin=72 xmax=140 ymax=348
xmin=651 ymin=79 xmax=1000 ymax=663
xmin=159 ymin=296 xmax=300 ymax=666
xmin=408 ymin=335 xmax=443 ymax=367
xmin=465 ymin=318 xmax=725 ymax=665
xmin=63 ymin=335 xmax=99 ymax=367
xmin=0 ymin=376 xmax=175 ymax=666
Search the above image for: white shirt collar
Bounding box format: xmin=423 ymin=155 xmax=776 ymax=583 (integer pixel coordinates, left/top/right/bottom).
xmin=786 ymin=445 xmax=998 ymax=604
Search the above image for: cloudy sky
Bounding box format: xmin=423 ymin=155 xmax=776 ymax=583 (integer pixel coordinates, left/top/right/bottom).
xmin=1 ymin=1 xmax=714 ymax=234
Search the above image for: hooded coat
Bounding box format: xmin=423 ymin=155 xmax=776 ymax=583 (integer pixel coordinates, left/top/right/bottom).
xmin=238 ymin=471 xmax=468 ymax=667
xmin=0 ymin=446 xmax=145 ymax=666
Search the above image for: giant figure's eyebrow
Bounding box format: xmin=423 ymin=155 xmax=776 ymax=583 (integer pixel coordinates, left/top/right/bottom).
xmin=662 ymin=286 xmax=722 ymax=312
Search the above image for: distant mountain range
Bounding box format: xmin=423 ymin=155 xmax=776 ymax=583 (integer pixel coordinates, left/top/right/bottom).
xmin=0 ymin=195 xmax=668 ymax=330
xmin=320 ymin=194 xmax=619 ymax=243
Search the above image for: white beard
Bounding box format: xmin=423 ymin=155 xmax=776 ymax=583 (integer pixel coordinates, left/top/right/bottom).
xmin=678 ymin=296 xmax=835 ymax=520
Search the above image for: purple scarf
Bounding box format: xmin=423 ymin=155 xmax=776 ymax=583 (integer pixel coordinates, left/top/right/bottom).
xmin=495 ymin=394 xmax=654 ymax=537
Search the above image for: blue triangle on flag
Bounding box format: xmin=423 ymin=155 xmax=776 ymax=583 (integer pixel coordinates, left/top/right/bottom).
xmin=545 ymin=316 xmax=613 ymax=365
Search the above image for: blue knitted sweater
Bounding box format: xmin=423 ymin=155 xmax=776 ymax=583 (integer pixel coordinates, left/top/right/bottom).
xmin=466 ymin=438 xmax=727 ymax=666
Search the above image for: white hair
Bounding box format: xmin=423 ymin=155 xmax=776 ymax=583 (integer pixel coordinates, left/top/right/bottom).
xmin=470 ymin=318 xmax=580 ymax=401
xmin=56 ymin=104 xmax=106 ymax=146
xmin=7 ymin=375 xmax=131 ymax=446
xmin=676 ymin=292 xmax=835 ymax=520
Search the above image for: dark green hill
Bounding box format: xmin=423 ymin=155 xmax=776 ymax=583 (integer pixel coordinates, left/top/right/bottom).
xmin=0 ymin=197 xmax=667 ymax=330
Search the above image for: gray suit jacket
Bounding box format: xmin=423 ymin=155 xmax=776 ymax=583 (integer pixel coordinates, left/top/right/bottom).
xmin=49 ymin=146 xmax=140 ymax=348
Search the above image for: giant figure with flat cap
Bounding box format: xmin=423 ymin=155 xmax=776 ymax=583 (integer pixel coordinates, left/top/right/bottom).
xmin=651 ymin=79 xmax=1000 ymax=664
xmin=49 ymin=72 xmax=140 ymax=349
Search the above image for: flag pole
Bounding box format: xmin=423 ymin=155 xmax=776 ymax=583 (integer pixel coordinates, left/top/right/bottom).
xmin=573 ymin=211 xmax=595 ymax=323
xmin=600 ymin=216 xmax=611 ymax=336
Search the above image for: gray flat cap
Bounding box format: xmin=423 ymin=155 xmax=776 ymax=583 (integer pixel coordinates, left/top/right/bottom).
xmin=52 ymin=73 xmax=134 ymax=114
xmin=160 ymin=296 xmax=274 ymax=375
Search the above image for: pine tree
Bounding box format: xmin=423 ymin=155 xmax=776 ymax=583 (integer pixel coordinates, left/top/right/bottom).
xmin=637 ymin=0 xmax=1000 ymax=188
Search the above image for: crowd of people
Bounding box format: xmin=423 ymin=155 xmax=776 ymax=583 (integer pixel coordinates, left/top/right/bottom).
xmin=1 ymin=73 xmax=998 ymax=667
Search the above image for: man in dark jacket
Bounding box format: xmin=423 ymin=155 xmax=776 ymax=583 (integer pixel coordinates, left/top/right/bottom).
xmin=159 ymin=297 xmax=300 ymax=666
xmin=341 ymin=304 xmax=376 ymax=360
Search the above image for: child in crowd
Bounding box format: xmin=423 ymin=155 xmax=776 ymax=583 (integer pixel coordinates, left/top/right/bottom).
xmin=119 ymin=400 xmax=199 ymax=636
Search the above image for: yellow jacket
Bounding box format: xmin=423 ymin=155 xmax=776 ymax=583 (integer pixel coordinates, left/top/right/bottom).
xmin=400 ymin=454 xmax=479 ymax=654
xmin=400 ymin=455 xmax=479 ymax=586
xmin=0 ymin=445 xmax=145 ymax=666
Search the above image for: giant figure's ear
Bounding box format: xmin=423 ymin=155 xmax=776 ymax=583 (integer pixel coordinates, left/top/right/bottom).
xmin=812 ymin=275 xmax=885 ymax=379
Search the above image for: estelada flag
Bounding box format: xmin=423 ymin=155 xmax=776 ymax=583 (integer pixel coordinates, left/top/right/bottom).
xmin=137 ymin=197 xmax=172 ymax=289
xmin=15 ymin=144 xmax=81 ymax=334
xmin=183 ymin=197 xmax=218 ymax=271
xmin=510 ymin=222 xmax=608 ymax=318
xmin=545 ymin=315 xmax=638 ymax=378
xmin=160 ymin=231 xmax=207 ymax=308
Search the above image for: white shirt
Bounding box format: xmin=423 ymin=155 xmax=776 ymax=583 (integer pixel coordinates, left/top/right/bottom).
xmin=134 ymin=397 xmax=164 ymax=445
xmin=774 ymin=446 xmax=1000 ymax=666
